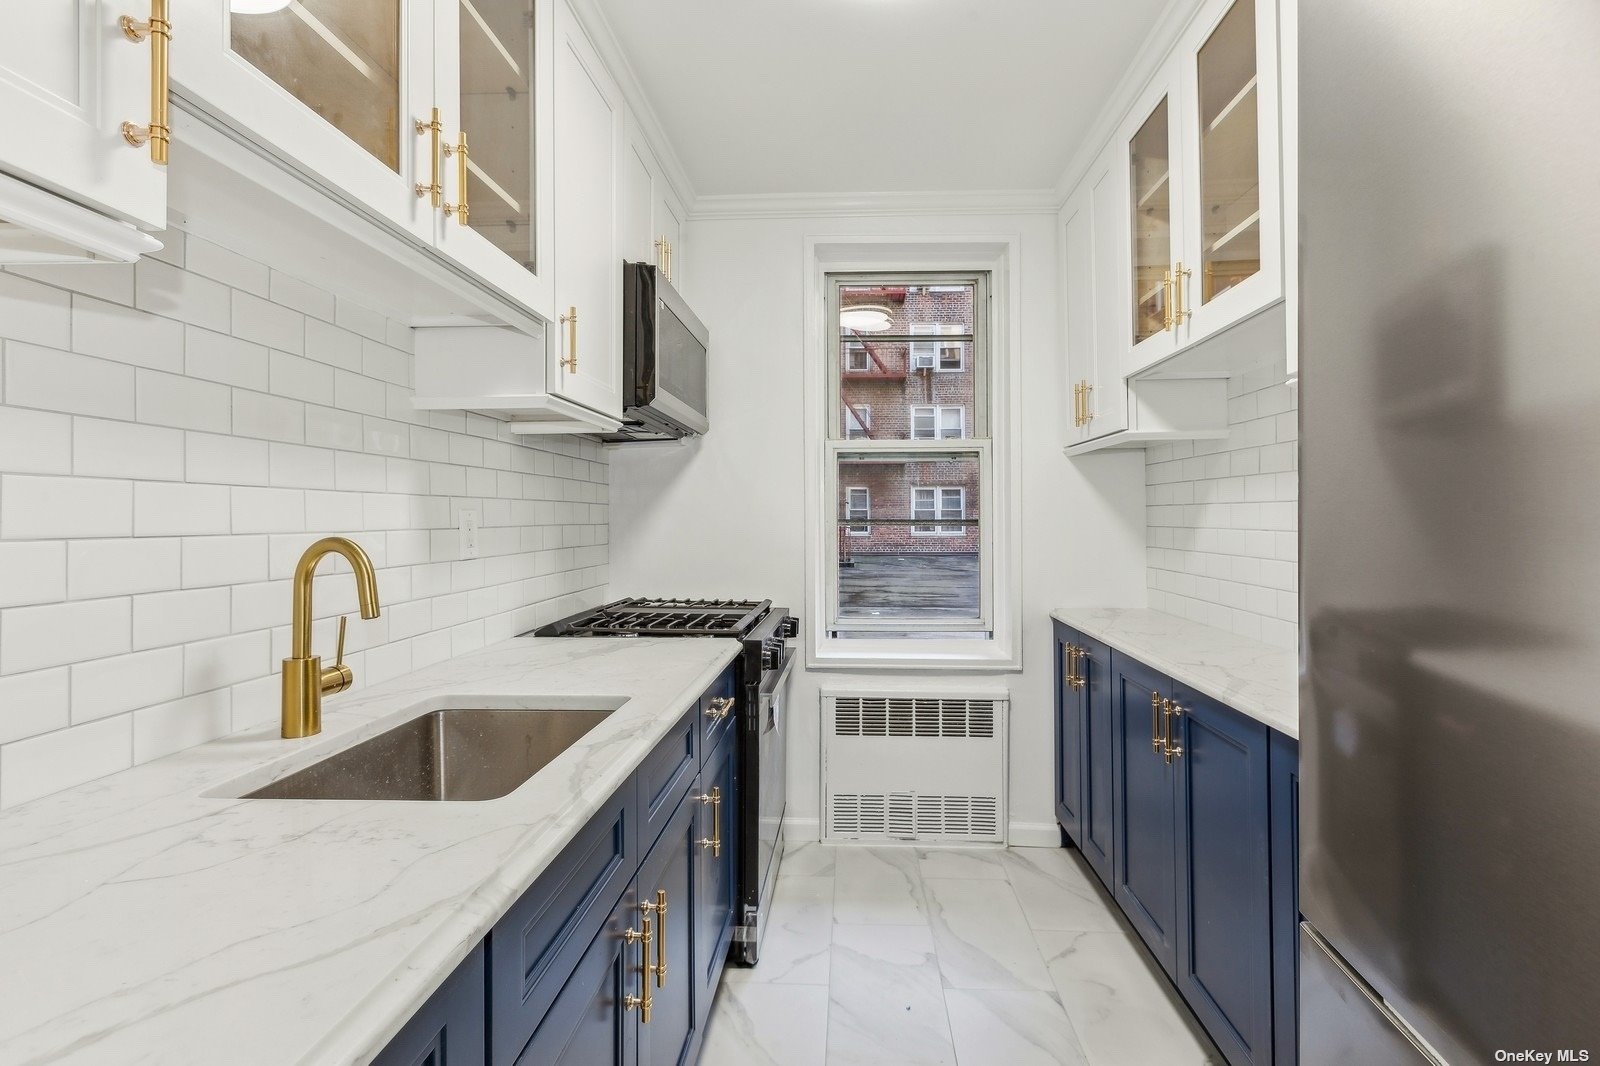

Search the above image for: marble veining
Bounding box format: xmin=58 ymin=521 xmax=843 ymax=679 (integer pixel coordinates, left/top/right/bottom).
xmin=1052 ymin=607 xmax=1299 ymax=738
xmin=0 ymin=636 xmax=741 ymax=1065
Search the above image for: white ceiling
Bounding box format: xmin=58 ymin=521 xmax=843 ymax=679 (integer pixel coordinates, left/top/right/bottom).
xmin=597 ymin=0 xmax=1171 ymax=198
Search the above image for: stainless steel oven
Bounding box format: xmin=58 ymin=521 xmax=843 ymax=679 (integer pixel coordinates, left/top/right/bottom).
xmin=613 ymin=262 xmax=709 ymax=441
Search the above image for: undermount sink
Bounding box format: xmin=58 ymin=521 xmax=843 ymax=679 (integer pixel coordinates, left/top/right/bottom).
xmin=243 ymin=706 xmax=618 ymax=802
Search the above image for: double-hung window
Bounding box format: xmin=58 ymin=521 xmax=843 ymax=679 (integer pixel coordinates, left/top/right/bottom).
xmin=827 ymin=273 xmax=990 ymax=641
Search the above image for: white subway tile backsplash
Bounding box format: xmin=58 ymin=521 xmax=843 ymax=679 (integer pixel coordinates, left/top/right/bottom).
xmin=0 ymin=233 xmax=608 ymax=809
xmin=0 ymin=715 xmax=132 ymax=808
xmin=0 ymin=541 xmax=66 ymax=607
xmin=6 ymin=343 xmax=136 ymax=419
xmin=1147 ymin=376 xmax=1299 ymax=650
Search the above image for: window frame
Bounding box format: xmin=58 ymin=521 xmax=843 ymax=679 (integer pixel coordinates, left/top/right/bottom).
xmin=803 ymin=237 xmax=1022 ymax=673
xmin=845 ymin=403 xmax=873 ymax=439
xmin=909 ymin=404 xmax=966 ymax=440
xmin=824 ymin=271 xmax=992 ymax=640
xmin=845 ymin=486 xmax=871 ymax=536
xmin=911 ymin=486 xmax=966 ymax=537
xmin=844 ymin=341 xmax=870 ymax=373
xmin=909 ymin=322 xmax=966 ymax=372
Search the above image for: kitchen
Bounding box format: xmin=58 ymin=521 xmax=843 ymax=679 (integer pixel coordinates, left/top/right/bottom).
xmin=0 ymin=1 xmax=1594 ymax=1064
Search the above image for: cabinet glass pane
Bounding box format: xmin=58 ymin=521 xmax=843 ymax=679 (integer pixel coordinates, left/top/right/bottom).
xmin=231 ymin=2 xmax=401 ymax=172
xmin=459 ymin=0 xmax=537 ymax=271
xmin=1197 ymin=0 xmax=1260 ymax=303
xmin=1130 ymin=98 xmax=1172 ymax=345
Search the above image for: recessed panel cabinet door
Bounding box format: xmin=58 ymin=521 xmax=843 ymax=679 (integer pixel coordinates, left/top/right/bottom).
xmin=513 ymin=888 xmax=641 ymax=1066
xmin=171 ymin=0 xmax=434 ymax=243
xmin=432 ymin=0 xmax=556 ymax=321
xmin=1173 ymin=685 xmax=1272 ymax=1066
xmin=550 ymin=0 xmax=622 ymax=417
xmin=1054 ymin=625 xmax=1084 ymax=842
xmin=636 ymin=790 xmax=698 ymax=1066
xmin=695 ymin=735 xmax=737 ymax=1024
xmin=0 ymin=1 xmax=165 ymax=227
xmin=1078 ymin=634 xmax=1116 ymax=888
xmin=1110 ymin=651 xmax=1178 ymax=977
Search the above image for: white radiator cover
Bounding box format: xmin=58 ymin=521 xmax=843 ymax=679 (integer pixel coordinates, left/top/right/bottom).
xmin=822 ymin=691 xmax=1009 ymax=845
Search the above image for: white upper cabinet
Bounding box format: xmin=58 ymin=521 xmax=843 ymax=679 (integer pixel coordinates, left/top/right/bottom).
xmin=1062 ymin=143 xmax=1130 ymax=446
xmin=0 ymin=0 xmax=168 ymax=257
xmin=172 ymin=0 xmax=436 ymax=245
xmin=1114 ymin=0 xmax=1283 ymax=377
xmin=621 ymin=117 xmax=687 ymax=287
xmin=549 ymin=0 xmax=622 ymax=417
xmin=431 ymin=0 xmax=556 ymax=321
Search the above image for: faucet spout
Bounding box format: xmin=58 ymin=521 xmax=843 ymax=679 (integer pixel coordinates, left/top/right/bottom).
xmin=282 ymin=537 xmax=383 ymax=738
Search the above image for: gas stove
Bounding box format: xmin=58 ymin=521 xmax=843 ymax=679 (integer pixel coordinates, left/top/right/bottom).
xmin=536 ymin=598 xmax=773 ymax=638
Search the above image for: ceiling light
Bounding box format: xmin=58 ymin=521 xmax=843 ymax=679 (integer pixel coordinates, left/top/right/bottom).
xmin=840 ymin=304 xmax=892 ymax=333
xmin=231 ymin=0 xmax=293 ymax=13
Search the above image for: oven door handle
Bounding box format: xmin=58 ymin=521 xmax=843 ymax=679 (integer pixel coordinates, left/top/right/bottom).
xmin=758 ymin=650 xmax=796 ymax=732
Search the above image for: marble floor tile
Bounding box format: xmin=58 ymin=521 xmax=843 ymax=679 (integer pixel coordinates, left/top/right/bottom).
xmin=724 ymin=875 xmax=832 ymax=986
xmin=943 ymin=988 xmax=1091 ymax=1066
xmin=1035 ymin=928 xmax=1221 ymax=1066
xmin=1001 ymin=846 xmax=1122 ymax=933
xmin=827 ymin=924 xmax=956 ymax=1066
xmin=779 ymin=841 xmax=837 ymax=878
xmin=832 ymin=846 xmax=928 ymax=926
xmin=923 ymin=877 xmax=1054 ymax=992
xmin=699 ymin=980 xmax=828 ymax=1066
xmin=917 ymin=846 xmax=1008 ymax=880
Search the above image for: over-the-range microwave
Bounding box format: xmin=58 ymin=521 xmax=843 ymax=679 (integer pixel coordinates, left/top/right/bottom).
xmin=603 ymin=262 xmax=710 ymax=442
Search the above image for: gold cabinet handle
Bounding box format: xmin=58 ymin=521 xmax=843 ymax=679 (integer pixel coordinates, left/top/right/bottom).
xmin=1151 ymin=692 xmax=1164 ymax=755
xmin=414 ymin=107 xmax=443 ymax=206
xmin=1161 ymin=268 xmax=1175 ymax=332
xmin=665 ymin=240 xmax=673 ymax=282
xmin=442 ymin=130 xmax=469 ymax=224
xmin=1162 ymin=698 xmax=1184 ymax=764
xmin=622 ymin=913 xmax=653 ymax=1022
xmin=120 ymin=0 xmax=171 ymax=165
xmin=1072 ymin=382 xmax=1082 ymax=428
xmin=559 ymin=306 xmax=578 ymax=372
xmin=642 ymin=889 xmax=667 ymax=987
xmin=697 ymin=785 xmax=722 ymax=857
xmin=1081 ymin=382 xmax=1094 ymax=425
xmin=1174 ymin=261 xmax=1192 ymax=326
xmin=706 ymin=696 xmax=735 ymax=721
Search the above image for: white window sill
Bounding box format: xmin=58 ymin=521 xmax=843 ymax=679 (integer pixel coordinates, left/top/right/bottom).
xmin=807 ymin=638 xmax=1021 ymax=673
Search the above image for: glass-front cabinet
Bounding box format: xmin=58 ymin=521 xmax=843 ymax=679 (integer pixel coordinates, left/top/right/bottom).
xmin=172 ymin=0 xmax=556 ymax=320
xmin=1120 ymin=0 xmax=1282 ymax=375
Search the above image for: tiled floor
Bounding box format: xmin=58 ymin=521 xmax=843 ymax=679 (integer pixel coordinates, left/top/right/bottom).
xmin=701 ymin=843 xmax=1223 ymax=1066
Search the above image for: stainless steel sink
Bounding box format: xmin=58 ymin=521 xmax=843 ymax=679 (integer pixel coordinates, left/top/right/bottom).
xmin=243 ymin=707 xmax=616 ymax=801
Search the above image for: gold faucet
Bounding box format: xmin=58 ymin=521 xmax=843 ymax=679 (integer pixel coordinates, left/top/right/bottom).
xmin=281 ymin=537 xmax=382 ymax=739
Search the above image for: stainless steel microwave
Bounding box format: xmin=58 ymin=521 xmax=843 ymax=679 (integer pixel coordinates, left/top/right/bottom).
xmin=614 ymin=262 xmax=710 ymax=440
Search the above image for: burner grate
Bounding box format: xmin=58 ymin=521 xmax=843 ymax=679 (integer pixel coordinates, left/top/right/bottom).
xmin=552 ymin=597 xmax=771 ymax=637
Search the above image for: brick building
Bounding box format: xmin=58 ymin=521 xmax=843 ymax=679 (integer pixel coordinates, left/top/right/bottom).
xmin=837 ymin=285 xmax=980 ymax=562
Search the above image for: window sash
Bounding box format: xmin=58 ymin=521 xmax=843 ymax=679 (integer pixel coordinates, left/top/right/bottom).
xmin=910 ymin=405 xmax=964 ymax=440
xmin=912 ymin=485 xmax=965 ymax=536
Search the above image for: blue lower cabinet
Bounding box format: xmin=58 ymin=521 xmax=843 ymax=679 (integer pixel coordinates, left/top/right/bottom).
xmin=373 ymin=944 xmax=486 ymax=1066
xmin=694 ymin=733 xmax=737 ymax=1029
xmin=637 ymin=787 xmax=700 ymax=1066
xmin=638 ymin=707 xmax=700 ymax=857
xmin=1269 ymin=731 xmax=1300 ymax=1066
xmin=513 ymin=887 xmax=642 ymax=1066
xmin=1054 ymin=622 xmax=1084 ymax=845
xmin=1078 ymin=634 xmax=1115 ymax=888
xmin=1110 ymin=651 xmax=1180 ymax=977
xmin=1173 ymin=685 xmax=1272 ymax=1066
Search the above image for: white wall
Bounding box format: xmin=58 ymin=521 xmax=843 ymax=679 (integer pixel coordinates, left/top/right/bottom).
xmin=0 ymin=231 xmax=609 ymax=809
xmin=1145 ymin=364 xmax=1298 ymax=648
xmin=609 ymin=211 xmax=1147 ymax=842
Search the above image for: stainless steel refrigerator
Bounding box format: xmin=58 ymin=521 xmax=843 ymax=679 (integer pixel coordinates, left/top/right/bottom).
xmin=1299 ymin=0 xmax=1600 ymax=1062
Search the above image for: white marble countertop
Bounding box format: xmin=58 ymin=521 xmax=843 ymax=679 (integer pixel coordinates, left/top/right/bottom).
xmin=1051 ymin=608 xmax=1300 ymax=738
xmin=0 ymin=636 xmax=741 ymax=1066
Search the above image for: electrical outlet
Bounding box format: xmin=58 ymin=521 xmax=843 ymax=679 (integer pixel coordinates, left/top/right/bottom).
xmin=459 ymin=509 xmax=480 ymax=559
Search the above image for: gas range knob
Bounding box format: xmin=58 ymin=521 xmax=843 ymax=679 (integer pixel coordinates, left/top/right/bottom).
xmin=778 ymin=616 xmax=799 ymax=639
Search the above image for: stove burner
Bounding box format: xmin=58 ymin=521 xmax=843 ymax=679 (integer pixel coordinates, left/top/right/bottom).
xmin=544 ymin=597 xmax=772 ymax=638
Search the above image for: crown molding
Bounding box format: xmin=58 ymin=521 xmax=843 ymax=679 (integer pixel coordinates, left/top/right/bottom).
xmin=1053 ymin=0 xmax=1206 ymax=202
xmin=566 ymin=0 xmax=698 ymax=211
xmin=690 ymin=188 xmax=1062 ymax=221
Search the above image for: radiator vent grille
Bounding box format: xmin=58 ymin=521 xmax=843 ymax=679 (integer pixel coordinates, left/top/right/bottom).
xmin=829 ymin=794 xmax=1000 ymax=840
xmin=832 ymin=697 xmax=998 ymax=739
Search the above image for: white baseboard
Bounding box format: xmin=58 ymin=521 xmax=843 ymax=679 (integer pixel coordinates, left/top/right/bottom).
xmin=784 ymin=815 xmax=821 ymax=844
xmin=1008 ymin=821 xmax=1064 ymax=848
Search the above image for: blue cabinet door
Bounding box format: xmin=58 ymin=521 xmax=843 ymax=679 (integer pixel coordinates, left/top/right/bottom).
xmin=636 ymin=788 xmax=700 ymax=1066
xmin=513 ymin=888 xmax=642 ymax=1066
xmin=373 ymin=944 xmax=486 ymax=1066
xmin=1078 ymin=633 xmax=1115 ymax=889
xmin=694 ymin=731 xmax=738 ymax=1033
xmin=1053 ymin=622 xmax=1084 ymax=844
xmin=1173 ymin=685 xmax=1272 ymax=1066
xmin=1269 ymin=731 xmax=1300 ymax=1066
xmin=1110 ymin=651 xmax=1179 ymax=977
